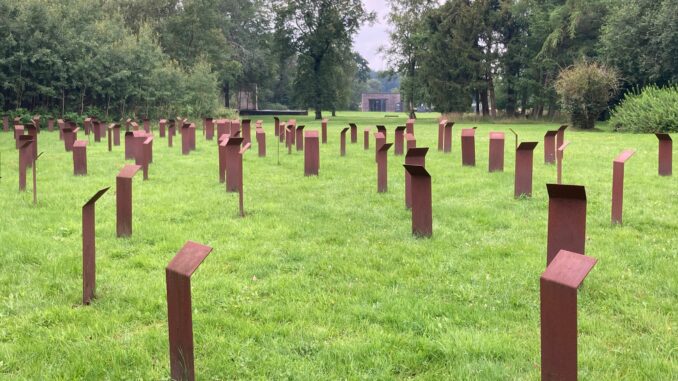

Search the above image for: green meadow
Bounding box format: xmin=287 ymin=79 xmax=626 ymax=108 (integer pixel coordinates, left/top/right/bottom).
xmin=0 ymin=112 xmax=675 ymax=379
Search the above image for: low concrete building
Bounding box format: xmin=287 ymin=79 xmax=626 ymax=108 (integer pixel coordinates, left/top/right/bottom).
xmin=361 ymin=93 xmax=402 ymax=112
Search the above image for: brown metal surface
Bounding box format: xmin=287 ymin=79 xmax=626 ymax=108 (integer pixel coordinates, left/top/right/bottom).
xmin=216 ymin=119 xmax=227 ymax=141
xmin=557 ymin=141 xmax=570 ymax=184
xmin=125 ymin=132 xmax=135 ymax=159
xmin=405 ymin=148 xmax=428 ymax=209
xmin=143 ymin=118 xmax=150 ymax=133
xmin=286 ymin=127 xmax=293 ymax=154
xmin=296 ymin=125 xmax=305 ymax=151
xmin=279 ymin=122 xmax=286 ymax=143
xmin=394 ymin=126 xmax=406 ymax=156
xmin=611 ymin=150 xmax=636 ymax=225
xmin=18 ymin=141 xmax=32 ymax=191
xmin=159 ymin=119 xmax=167 ymax=138
xmin=2 ymin=115 xmax=8 ymax=132
xmin=541 ymin=249 xmax=596 ymax=381
xmin=218 ymin=134 xmax=230 ymax=183
xmin=437 ymin=120 xmax=446 ymax=151
xmin=364 ymin=129 xmax=370 ymax=150
xmin=256 ymin=128 xmax=266 ymax=157
xmin=656 ymin=133 xmax=672 ymax=176
xmin=349 ymin=123 xmax=358 ymax=143
xmin=139 ymin=136 xmax=154 ymax=180
xmin=546 ymin=184 xmax=587 ymax=265
xmin=14 ymin=124 xmax=24 ymax=149
xmin=242 ymin=119 xmax=251 ymax=146
xmin=461 ymin=128 xmax=476 ymax=166
xmin=204 ymin=118 xmax=214 ymax=140
xmin=73 ymin=140 xmax=88 ymax=175
xmin=225 ymin=137 xmax=245 ymax=192
xmin=488 ymin=132 xmax=505 ymax=172
xmin=406 ymin=133 xmax=416 ymax=151
xmin=238 ymin=143 xmax=251 ymax=217
xmin=406 ymin=119 xmax=415 ymax=135
xmin=182 ymin=124 xmax=191 ymax=155
xmin=374 ymin=132 xmax=386 ymax=163
xmin=443 ymin=122 xmax=454 ymax=153
xmin=377 ymin=143 xmax=393 ymax=193
xmin=63 ymin=127 xmax=79 ymax=152
xmin=112 ymin=124 xmax=121 ymax=146
xmin=544 ymin=131 xmax=558 ymax=164
xmin=376 ymin=125 xmax=387 ymax=140
xmin=93 ymin=121 xmax=102 ymax=142
xmin=340 ymin=128 xmax=349 ymax=156
xmin=116 ymin=165 xmax=142 ymax=237
xmin=557 ymin=125 xmax=568 ymax=150
xmin=321 ymin=118 xmax=328 ymax=144
xmin=304 ymin=131 xmax=320 ymax=176
xmin=25 ymin=125 xmax=38 ymax=161
xmin=403 ymin=165 xmax=432 ymax=237
xmin=189 ymin=123 xmax=197 ymax=151
xmin=514 ymin=142 xmax=538 ymax=198
xmin=82 ymin=187 xmax=110 ymax=305
xmin=84 ymin=117 xmax=92 ymax=135
xmin=274 ymin=117 xmax=280 ymax=137
xmin=31 ymin=152 xmax=43 ymax=204
xmin=166 ymin=241 xmax=213 ymax=381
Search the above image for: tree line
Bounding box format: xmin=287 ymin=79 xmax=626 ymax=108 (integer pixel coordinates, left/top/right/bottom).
xmin=384 ymin=0 xmax=677 ymax=119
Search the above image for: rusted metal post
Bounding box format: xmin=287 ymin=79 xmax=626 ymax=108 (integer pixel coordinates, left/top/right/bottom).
xmin=443 ymin=122 xmax=454 ymax=153
xmin=73 ymin=140 xmax=88 ymax=175
xmin=225 ymin=137 xmax=245 ymax=193
xmin=376 ymin=125 xmax=387 ymax=141
xmin=406 ymin=119 xmax=415 ymax=135
xmin=611 ymin=150 xmax=636 ymax=225
xmin=364 ymin=128 xmax=370 ymax=150
xmin=296 ymin=125 xmax=305 ymax=151
xmin=461 ymin=128 xmax=476 ymax=166
xmin=340 ymin=128 xmax=348 ymax=156
xmin=256 ymin=127 xmax=266 ymax=157
xmin=437 ymin=120 xmax=446 ymax=151
xmin=242 ymin=119 xmax=251 ymax=146
xmin=405 ymin=148 xmax=428 ymax=209
xmin=218 ymin=134 xmax=230 ymax=183
xmin=238 ymin=143 xmax=250 ymax=217
xmin=82 ymin=187 xmax=110 ymax=305
xmin=547 ymin=184 xmax=587 ymax=266
xmin=515 ymin=142 xmax=538 ymax=198
xmin=406 ymin=133 xmax=416 ymax=151
xmin=204 ymin=118 xmax=214 ymax=140
xmin=656 ymin=133 xmax=672 ymax=176
xmin=274 ymin=117 xmax=280 ymax=137
xmin=377 ymin=143 xmax=393 ymax=193
xmin=394 ymin=126 xmax=406 ymax=155
xmin=321 ymin=118 xmax=328 ymax=144
xmin=557 ymin=141 xmax=570 ymax=184
xmin=349 ymin=123 xmax=358 ymax=143
xmin=304 ymin=130 xmax=320 ymax=176
xmin=557 ymin=125 xmax=568 ymax=151
xmin=541 ymin=249 xmax=597 ymax=381
xmin=166 ymin=241 xmax=213 ymax=381
xmin=159 ymin=119 xmax=167 ymax=138
xmin=116 ymin=165 xmax=142 ymax=237
xmin=488 ymin=132 xmax=505 ymax=172
xmin=182 ymin=124 xmax=191 ymax=155
xmin=544 ymin=131 xmax=558 ymax=164
xmin=403 ymin=165 xmax=432 ymax=237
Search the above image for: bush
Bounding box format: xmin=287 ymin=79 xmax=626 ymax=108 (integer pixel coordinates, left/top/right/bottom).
xmin=555 ymin=61 xmax=620 ymax=129
xmin=610 ymin=85 xmax=678 ymax=133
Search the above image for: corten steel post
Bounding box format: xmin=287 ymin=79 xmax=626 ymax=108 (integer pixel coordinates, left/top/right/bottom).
xmin=241 ymin=119 xmax=251 ymax=146
xmin=84 ymin=117 xmax=92 ymax=135
xmin=204 ymin=118 xmax=214 ymax=140
xmin=225 ymin=137 xmax=245 ymax=193
xmin=285 ymin=127 xmax=293 ymax=154
xmin=218 ymin=134 xmax=230 ymax=183
xmin=181 ymin=124 xmax=191 ymax=155
xmin=238 ymin=143 xmax=251 ymax=217
xmin=376 ymin=125 xmax=387 ymax=141
xmin=403 ymin=165 xmax=432 ymax=237
xmin=93 ymin=121 xmax=102 ymax=142
xmin=256 ymin=128 xmax=266 ymax=157
xmin=443 ymin=122 xmax=454 ymax=153
xmin=364 ymin=129 xmax=370 ymax=150
xmin=131 ymin=121 xmax=140 ymax=132
xmin=47 ymin=118 xmax=54 ymax=132
xmin=73 ymin=140 xmax=88 ymax=175
xmin=166 ymin=241 xmax=213 ymax=381
xmin=215 ymin=119 xmax=226 ymax=141
xmin=655 ymin=133 xmax=672 ymax=176
xmin=18 ymin=141 xmax=32 ymax=191
xmin=57 ymin=119 xmax=65 ymax=139
xmin=406 ymin=133 xmax=416 ymax=151
xmin=231 ymin=120 xmax=241 ymax=137
xmin=515 ymin=142 xmax=539 ymax=198
xmin=557 ymin=141 xmax=570 ymax=184
xmin=13 ymin=117 xmax=21 ymax=126
xmin=461 ymin=128 xmax=477 ymax=166
xmin=321 ymin=118 xmax=328 ymax=144
xmin=125 ymin=132 xmax=135 ymax=159
xmin=544 ymin=130 xmax=558 ymax=164
xmin=541 ymin=249 xmax=597 ymax=381
xmin=31 ymin=152 xmax=44 ymax=205
xmin=107 ymin=125 xmax=113 ymax=151
xmin=488 ymin=132 xmax=505 ymax=172
xmin=168 ymin=124 xmax=175 ymax=147
xmin=509 ymin=128 xmax=519 ymax=150
xmin=116 ymin=165 xmax=142 ymax=237
xmin=296 ymin=125 xmax=305 ymax=151
xmin=279 ymin=122 xmax=286 ymax=143
xmin=82 ymin=187 xmax=110 ymax=305
xmin=189 ymin=124 xmax=197 ymax=151
xmin=170 ymin=119 xmax=177 ymax=136
xmin=547 ymin=184 xmax=587 ymax=266
xmin=349 ymin=123 xmax=358 ymax=143
xmin=377 ymin=143 xmax=393 ymax=193
xmin=406 ymin=119 xmax=415 ymax=135
xmin=394 ymin=126 xmax=406 ymax=156
xmin=139 ymin=136 xmax=154 ymax=180
xmin=557 ymin=125 xmax=568 ymax=150
xmin=32 ymin=115 xmax=41 ymax=132
xmin=26 ymin=125 xmax=38 ymax=163
xmin=437 ymin=120 xmax=446 ymax=151
xmin=340 ymin=128 xmax=349 ymax=156
xmin=64 ymin=127 xmax=79 ymax=152
xmin=374 ymin=132 xmax=386 ymax=163
xmin=2 ymin=114 xmax=8 ymax=132
xmin=159 ymin=119 xmax=167 ymax=138
xmin=611 ymin=150 xmax=636 ymax=225
xmin=112 ymin=124 xmax=121 ymax=146
xmin=305 ymin=130 xmax=320 ymax=176
xmin=274 ymin=117 xmax=280 ymax=137
xmin=125 ymin=118 xmax=132 ymax=131
xmin=14 ymin=125 xmax=24 ymax=149
xmin=405 ymin=148 xmax=428 ymax=209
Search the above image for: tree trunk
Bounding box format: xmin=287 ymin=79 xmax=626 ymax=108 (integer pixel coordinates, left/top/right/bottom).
xmin=223 ymin=82 xmax=230 ymax=108
xmin=488 ymin=74 xmax=497 ymax=118
xmin=481 ymin=89 xmax=489 ymax=117
xmin=475 ymin=90 xmax=480 ymax=115
xmin=331 ymin=107 xmax=336 ymax=117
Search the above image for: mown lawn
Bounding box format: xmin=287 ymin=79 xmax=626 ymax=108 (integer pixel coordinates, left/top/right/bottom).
xmin=0 ymin=111 xmax=675 ymax=379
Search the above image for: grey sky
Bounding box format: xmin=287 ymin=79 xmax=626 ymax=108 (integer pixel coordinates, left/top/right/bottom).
xmin=354 ymin=0 xmax=390 ymax=72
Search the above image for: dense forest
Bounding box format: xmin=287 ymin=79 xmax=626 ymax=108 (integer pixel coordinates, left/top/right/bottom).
xmin=0 ymin=0 xmax=676 ymax=124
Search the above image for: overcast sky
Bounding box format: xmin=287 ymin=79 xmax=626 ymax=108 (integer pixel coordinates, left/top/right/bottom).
xmin=354 ymin=0 xmax=390 ymax=72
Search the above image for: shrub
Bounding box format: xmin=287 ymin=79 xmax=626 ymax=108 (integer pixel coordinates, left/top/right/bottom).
xmin=610 ymin=85 xmax=678 ymax=133
xmin=555 ymin=61 xmax=620 ymax=129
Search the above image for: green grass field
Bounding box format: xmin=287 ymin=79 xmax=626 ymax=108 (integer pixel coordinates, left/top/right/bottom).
xmin=0 ymin=112 xmax=676 ymax=379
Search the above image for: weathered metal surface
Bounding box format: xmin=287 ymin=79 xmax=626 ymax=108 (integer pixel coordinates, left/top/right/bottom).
xmin=438 ymin=120 xmax=446 ymax=151
xmin=159 ymin=119 xmax=167 ymax=138
xmin=63 ymin=126 xmax=79 ymax=152
xmin=82 ymin=187 xmax=110 ymax=305
xmin=116 ymin=165 xmax=142 ymax=237
xmin=515 ymin=142 xmax=538 ymax=198
xmin=14 ymin=124 xmax=24 ymax=149
xmin=461 ymin=128 xmax=476 ymax=166
xmin=557 ymin=125 xmax=568 ymax=151
xmin=406 ymin=119 xmax=415 ymax=135
xmin=182 ymin=124 xmax=192 ymax=155
xmin=225 ymin=137 xmax=245 ymax=193
xmin=204 ymin=118 xmax=214 ymax=140
xmin=443 ymin=122 xmax=454 ymax=153
xmin=557 ymin=141 xmax=570 ymax=184
xmin=488 ymin=132 xmax=505 ymax=172
xmin=377 ymin=143 xmax=393 ymax=193
xmin=321 ymin=118 xmax=328 ymax=144
xmin=376 ymin=125 xmax=387 ymax=140
xmin=364 ymin=128 xmax=370 ymax=150
xmin=405 ymin=148 xmax=428 ymax=209
xmin=73 ymin=140 xmax=88 ymax=175
xmin=18 ymin=141 xmax=32 ymax=191
xmin=274 ymin=117 xmax=280 ymax=137
xmin=374 ymin=132 xmax=386 ymax=163
xmin=218 ymin=134 xmax=231 ymax=183
xmin=112 ymin=124 xmax=121 ymax=146
xmin=546 ymin=184 xmax=587 ymax=265
xmin=611 ymin=150 xmax=636 ymax=225
xmin=349 ymin=123 xmax=358 ymax=143
xmin=394 ymin=126 xmax=406 ymax=156
xmin=296 ymin=125 xmax=305 ymax=151
xmin=238 ymin=143 xmax=251 ymax=217
xmin=544 ymin=131 xmax=558 ymax=164
xmin=403 ymin=165 xmax=432 ymax=237
xmin=166 ymin=241 xmax=213 ymax=381
xmin=305 ymin=130 xmax=320 ymax=176
xmin=256 ymin=128 xmax=266 ymax=157
xmin=242 ymin=119 xmax=252 ymax=146
xmin=406 ymin=133 xmax=416 ymax=151
xmin=541 ymin=249 xmax=596 ymax=381
xmin=656 ymin=133 xmax=672 ymax=176
xmin=340 ymin=128 xmax=349 ymax=156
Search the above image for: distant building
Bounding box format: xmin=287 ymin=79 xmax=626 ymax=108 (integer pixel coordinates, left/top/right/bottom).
xmin=361 ymin=93 xmax=401 ymax=112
